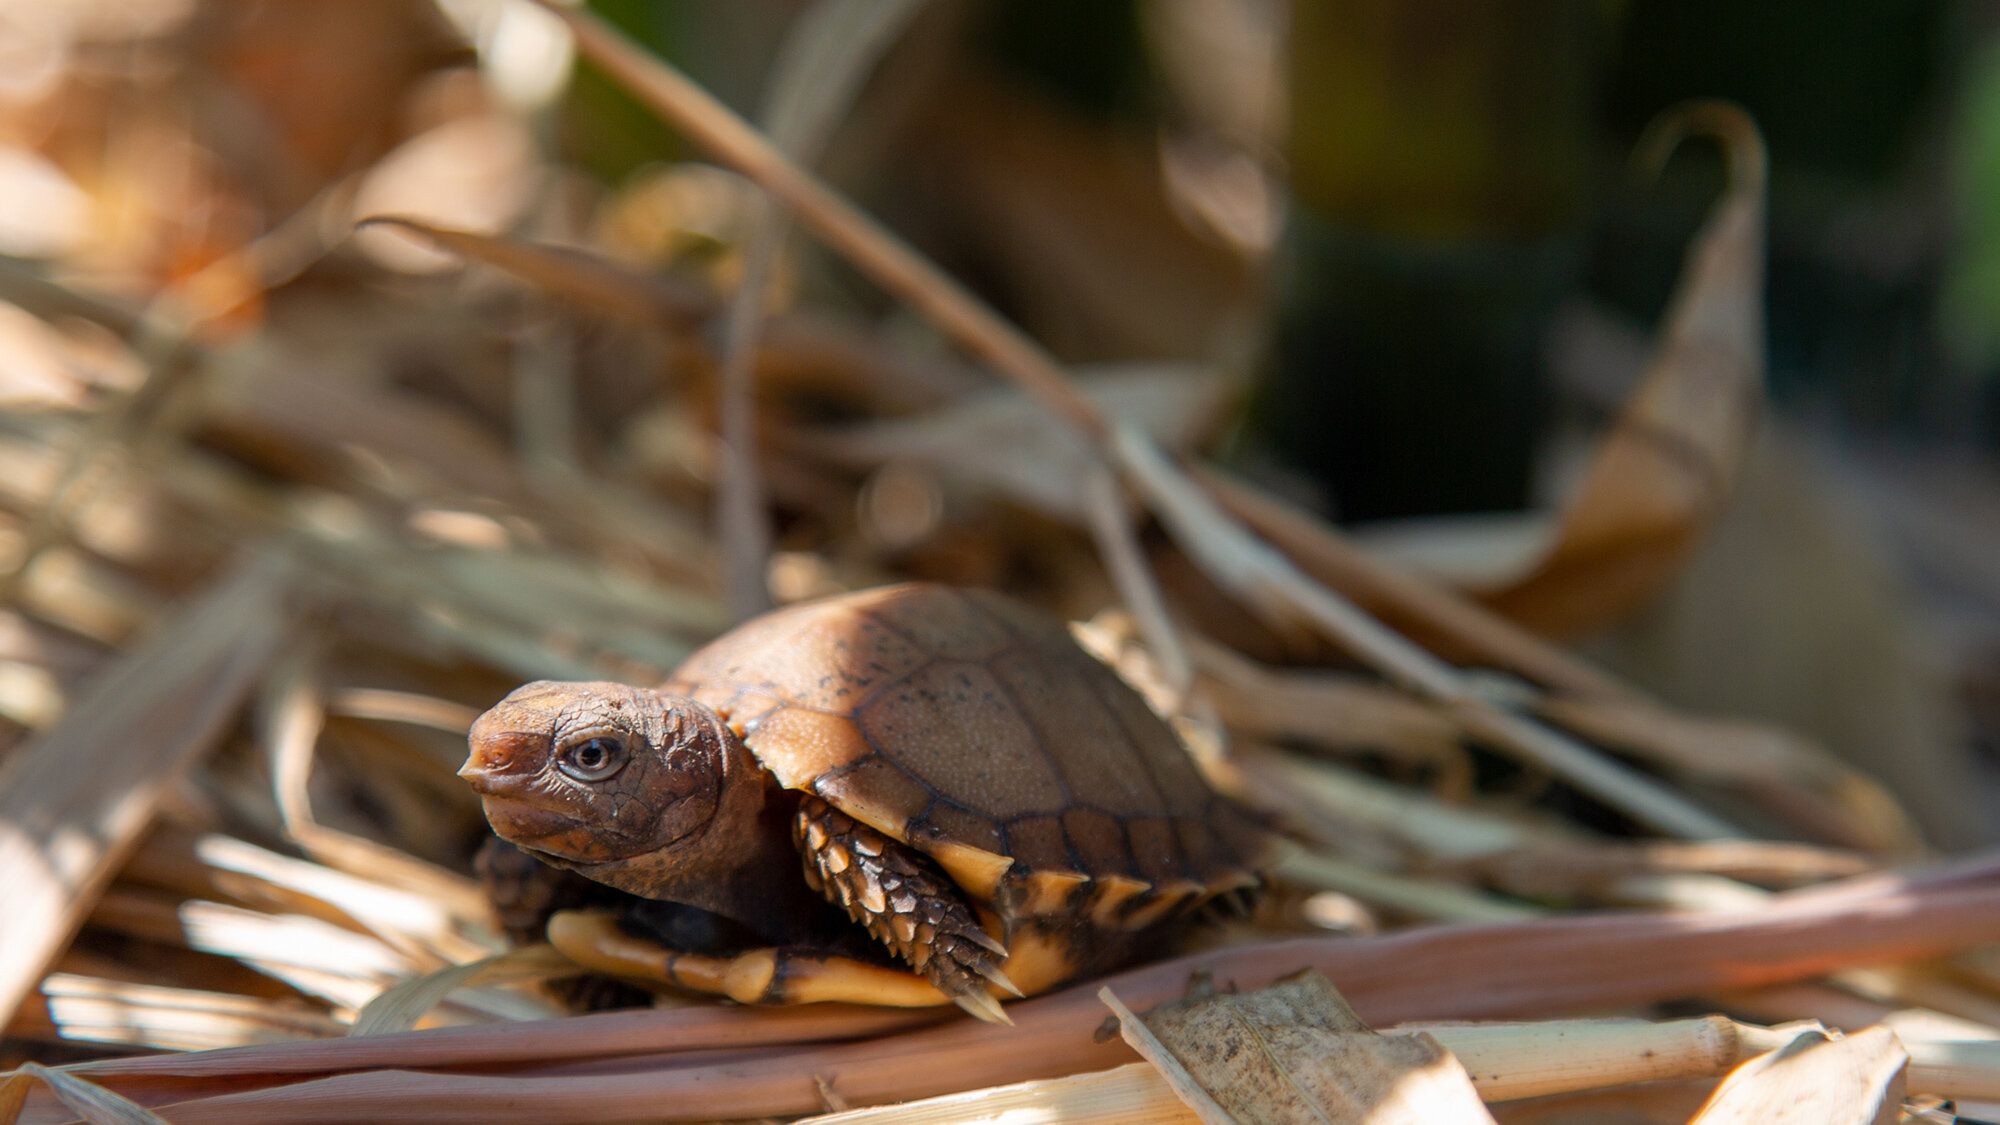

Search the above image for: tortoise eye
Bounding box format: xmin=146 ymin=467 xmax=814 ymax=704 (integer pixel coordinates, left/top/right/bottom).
xmin=557 ymin=736 xmax=628 ymax=782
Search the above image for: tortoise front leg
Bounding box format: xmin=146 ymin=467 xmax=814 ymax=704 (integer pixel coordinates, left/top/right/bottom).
xmin=792 ymin=797 xmax=1022 ymax=1010
xmin=544 ymin=910 xmax=1010 ymax=1021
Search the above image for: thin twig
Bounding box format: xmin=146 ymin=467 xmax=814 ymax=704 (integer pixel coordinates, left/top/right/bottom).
xmin=1083 ymin=462 xmax=1191 ymax=708
xmin=715 ymin=0 xmax=930 ymax=621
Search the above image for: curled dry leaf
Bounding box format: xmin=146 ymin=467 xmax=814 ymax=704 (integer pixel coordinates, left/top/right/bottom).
xmin=1101 ymin=970 xmax=1494 ymax=1124
xmin=1688 ymin=1026 xmax=1907 ymax=1125
xmin=1479 ymin=101 xmax=1767 ymax=638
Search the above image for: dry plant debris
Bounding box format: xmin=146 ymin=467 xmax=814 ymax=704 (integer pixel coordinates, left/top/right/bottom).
xmin=1102 ymin=972 xmax=1493 ymax=1123
xmin=0 ymin=1 xmax=1990 ymax=1123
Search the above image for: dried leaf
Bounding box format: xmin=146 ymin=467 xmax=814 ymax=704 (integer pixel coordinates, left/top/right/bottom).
xmin=1689 ymin=1026 xmax=1907 ymax=1124
xmin=1535 ymin=693 xmax=1920 ymax=854
xmin=1466 ymin=838 xmax=1872 ymax=899
xmin=1116 ymin=424 xmax=1738 ymax=840
xmin=1481 ymin=102 xmax=1767 ymax=637
xmin=1194 ymin=464 xmax=1632 ymax=697
xmin=1276 ymin=850 xmax=1545 ymax=923
xmin=1102 ymin=971 xmax=1494 ymax=1123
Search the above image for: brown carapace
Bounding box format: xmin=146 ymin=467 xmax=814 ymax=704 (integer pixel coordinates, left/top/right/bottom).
xmin=461 ymin=583 xmax=1269 ymax=1022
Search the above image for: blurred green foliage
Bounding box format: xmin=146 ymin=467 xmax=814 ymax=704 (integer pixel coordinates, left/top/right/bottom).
xmin=1946 ymin=41 xmax=2000 ymax=377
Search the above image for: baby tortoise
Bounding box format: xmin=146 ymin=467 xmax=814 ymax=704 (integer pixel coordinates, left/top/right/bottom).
xmin=460 ymin=583 xmax=1269 ymax=1021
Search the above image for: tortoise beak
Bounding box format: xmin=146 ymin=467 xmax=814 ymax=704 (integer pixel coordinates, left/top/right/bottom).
xmin=460 ymin=729 xmax=547 ymax=794
xmin=457 ymin=751 xmax=519 ymax=794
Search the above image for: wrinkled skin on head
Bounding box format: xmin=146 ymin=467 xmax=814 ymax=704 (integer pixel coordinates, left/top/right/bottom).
xmin=460 ymin=680 xmax=740 ymax=898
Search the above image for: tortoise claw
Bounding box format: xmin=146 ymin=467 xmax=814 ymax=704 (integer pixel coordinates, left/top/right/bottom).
xmin=962 ymin=925 xmax=1008 ymax=958
xmin=973 ymin=958 xmax=1025 ymax=999
xmin=953 ymin=989 xmax=1014 ymax=1025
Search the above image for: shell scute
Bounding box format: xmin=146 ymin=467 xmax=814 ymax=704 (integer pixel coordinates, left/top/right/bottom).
xmin=809 ymin=755 xmax=931 ymax=839
xmin=731 ymin=707 xmax=870 ymax=789
xmin=863 ymin=586 xmax=1014 ymax=661
xmin=911 ymin=802 xmax=1005 ymax=856
xmin=1001 ymin=814 xmax=1074 ymax=873
xmin=1124 ymin=817 xmax=1184 ymax=882
xmin=672 ymin=601 xmax=930 ymax=714
xmin=988 ymin=645 xmax=1163 ymax=817
xmin=856 ymin=660 xmax=1067 ymax=814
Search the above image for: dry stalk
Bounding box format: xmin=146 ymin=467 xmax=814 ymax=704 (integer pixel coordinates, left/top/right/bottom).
xmin=801 ymin=1017 xmax=1817 ymax=1122
xmin=713 ymin=0 xmax=930 ymax=622
xmin=0 ymin=553 xmax=289 ymax=1023
xmin=44 ymin=863 xmax=2000 ymax=1120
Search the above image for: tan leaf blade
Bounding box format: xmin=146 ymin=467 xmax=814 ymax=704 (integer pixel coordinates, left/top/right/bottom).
xmin=1689 ymin=1026 xmax=1907 ymax=1125
xmin=0 ymin=1062 xmax=165 ymax=1125
xmin=349 ymin=945 xmax=577 ymax=1037
xmin=0 ymin=552 xmax=289 ymax=1024
xmin=31 ymin=973 xmax=346 ymax=1052
xmin=1483 ymin=101 xmax=1767 ymax=636
xmin=354 ymin=217 xmax=712 ymax=327
xmin=1103 ymin=971 xmax=1494 ymax=1124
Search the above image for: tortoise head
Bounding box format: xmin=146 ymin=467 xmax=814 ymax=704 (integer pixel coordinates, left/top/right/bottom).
xmin=459 ymin=681 xmax=740 ymax=887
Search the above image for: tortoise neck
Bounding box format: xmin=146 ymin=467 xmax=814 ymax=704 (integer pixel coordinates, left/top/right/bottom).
xmin=696 ymin=784 xmax=831 ymax=945
xmin=628 ymin=722 xmax=827 ymax=945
